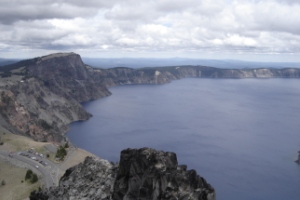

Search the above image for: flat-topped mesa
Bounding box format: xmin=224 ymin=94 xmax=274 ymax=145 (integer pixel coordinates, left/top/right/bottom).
xmin=26 ymin=52 xmax=111 ymax=102
xmin=30 ymin=148 xmax=216 ymax=200
xmin=39 ymin=52 xmax=77 ymax=61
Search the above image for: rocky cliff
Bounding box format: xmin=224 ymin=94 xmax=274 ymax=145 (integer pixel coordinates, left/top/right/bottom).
xmin=30 ymin=148 xmax=216 ymax=200
xmin=0 ymin=53 xmax=110 ymax=141
xmin=0 ymin=52 xmax=299 ymax=141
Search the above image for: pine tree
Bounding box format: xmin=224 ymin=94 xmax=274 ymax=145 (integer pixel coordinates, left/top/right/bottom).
xmin=31 ymin=174 xmax=38 ymax=183
xmin=25 ymin=169 xmax=33 ymax=180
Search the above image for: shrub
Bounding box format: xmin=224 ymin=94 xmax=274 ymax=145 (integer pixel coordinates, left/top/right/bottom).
xmin=31 ymin=174 xmax=38 ymax=183
xmin=64 ymin=142 xmax=69 ymax=149
xmin=1 ymin=180 xmax=5 ymax=186
xmin=55 ymin=146 xmax=67 ymax=160
xmin=25 ymin=170 xmax=33 ymax=180
xmin=25 ymin=170 xmax=38 ymax=183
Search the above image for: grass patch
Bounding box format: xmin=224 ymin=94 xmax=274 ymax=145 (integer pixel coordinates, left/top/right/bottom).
xmin=0 ymin=127 xmax=49 ymax=152
xmin=0 ymin=161 xmax=40 ymax=200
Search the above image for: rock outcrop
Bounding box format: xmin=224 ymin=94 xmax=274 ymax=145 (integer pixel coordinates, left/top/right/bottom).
xmin=113 ymin=148 xmax=215 ymax=200
xmin=30 ymin=156 xmax=116 ymax=200
xmin=0 ymin=52 xmax=299 ymax=142
xmin=295 ymin=151 xmax=300 ymax=164
xmin=30 ymin=148 xmax=216 ymax=200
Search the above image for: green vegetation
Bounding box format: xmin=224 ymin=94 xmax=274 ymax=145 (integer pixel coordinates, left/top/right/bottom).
xmin=25 ymin=170 xmax=38 ymax=184
xmin=0 ymin=163 xmax=40 ymax=200
xmin=31 ymin=174 xmax=38 ymax=184
xmin=64 ymin=142 xmax=69 ymax=149
xmin=25 ymin=170 xmax=33 ymax=180
xmin=0 ymin=57 xmax=37 ymax=78
xmin=56 ymin=145 xmax=67 ymax=160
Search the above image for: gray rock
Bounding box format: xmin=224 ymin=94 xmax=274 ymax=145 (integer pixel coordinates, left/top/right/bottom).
xmin=30 ymin=148 xmax=215 ymax=200
xmin=113 ymin=148 xmax=215 ymax=200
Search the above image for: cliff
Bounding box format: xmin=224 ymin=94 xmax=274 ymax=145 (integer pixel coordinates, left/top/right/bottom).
xmin=30 ymin=148 xmax=216 ymax=200
xmin=90 ymin=66 xmax=300 ymax=86
xmin=0 ymin=53 xmax=110 ymax=141
xmin=0 ymin=52 xmax=299 ymax=141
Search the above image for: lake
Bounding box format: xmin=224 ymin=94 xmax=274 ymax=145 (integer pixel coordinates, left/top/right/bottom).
xmin=67 ymin=78 xmax=300 ymax=200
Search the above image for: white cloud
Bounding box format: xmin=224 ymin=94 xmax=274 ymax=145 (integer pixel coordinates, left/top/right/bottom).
xmin=0 ymin=0 xmax=300 ymax=61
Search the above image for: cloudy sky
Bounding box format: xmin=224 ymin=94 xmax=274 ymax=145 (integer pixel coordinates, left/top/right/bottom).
xmin=1 ymin=0 xmax=300 ymax=61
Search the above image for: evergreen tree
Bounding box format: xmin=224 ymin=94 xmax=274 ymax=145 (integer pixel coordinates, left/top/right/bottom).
xmin=55 ymin=145 xmax=67 ymax=160
xmin=25 ymin=169 xmax=33 ymax=180
xmin=64 ymin=142 xmax=69 ymax=149
xmin=31 ymin=174 xmax=38 ymax=183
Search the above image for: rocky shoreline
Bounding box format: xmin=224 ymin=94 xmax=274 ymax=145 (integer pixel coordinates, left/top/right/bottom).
xmin=0 ymin=52 xmax=299 ymax=143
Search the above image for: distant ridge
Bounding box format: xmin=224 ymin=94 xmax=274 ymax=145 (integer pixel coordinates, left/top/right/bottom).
xmin=82 ymin=57 xmax=300 ymax=69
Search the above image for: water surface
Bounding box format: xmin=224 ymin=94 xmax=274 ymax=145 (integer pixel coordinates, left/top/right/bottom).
xmin=67 ymin=78 xmax=300 ymax=200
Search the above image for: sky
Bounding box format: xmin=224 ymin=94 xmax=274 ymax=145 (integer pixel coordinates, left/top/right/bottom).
xmin=0 ymin=0 xmax=300 ymax=62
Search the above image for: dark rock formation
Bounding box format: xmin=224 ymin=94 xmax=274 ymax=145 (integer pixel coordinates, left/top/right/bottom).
xmin=30 ymin=148 xmax=215 ymax=200
xmin=295 ymin=151 xmax=300 ymax=164
xmin=26 ymin=53 xmax=111 ymax=102
xmin=113 ymin=148 xmax=215 ymax=200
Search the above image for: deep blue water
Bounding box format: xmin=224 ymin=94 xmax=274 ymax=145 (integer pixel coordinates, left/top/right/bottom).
xmin=67 ymin=78 xmax=300 ymax=200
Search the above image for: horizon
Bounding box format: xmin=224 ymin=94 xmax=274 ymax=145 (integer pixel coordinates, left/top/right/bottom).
xmin=1 ymin=52 xmax=300 ymax=63
xmin=1 ymin=53 xmax=300 ymax=64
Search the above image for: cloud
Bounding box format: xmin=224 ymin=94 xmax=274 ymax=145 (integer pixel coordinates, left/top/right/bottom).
xmin=0 ymin=0 xmax=300 ymax=60
xmin=0 ymin=0 xmax=117 ymax=24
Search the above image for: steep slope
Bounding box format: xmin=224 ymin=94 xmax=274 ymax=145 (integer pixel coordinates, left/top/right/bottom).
xmin=30 ymin=148 xmax=216 ymax=200
xmin=0 ymin=79 xmax=90 ymax=141
xmin=0 ymin=53 xmax=110 ymax=141
xmin=26 ymin=53 xmax=111 ymax=102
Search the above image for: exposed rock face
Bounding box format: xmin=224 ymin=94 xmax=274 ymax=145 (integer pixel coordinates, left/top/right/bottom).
xmin=0 ymin=52 xmax=300 ymax=142
xmin=295 ymin=151 xmax=300 ymax=164
xmin=26 ymin=53 xmax=111 ymax=102
xmin=30 ymin=156 xmax=115 ymax=200
xmin=0 ymin=53 xmax=110 ymax=141
xmin=0 ymin=78 xmax=91 ymax=141
xmin=30 ymin=148 xmax=215 ymax=200
xmin=113 ymin=148 xmax=215 ymax=200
